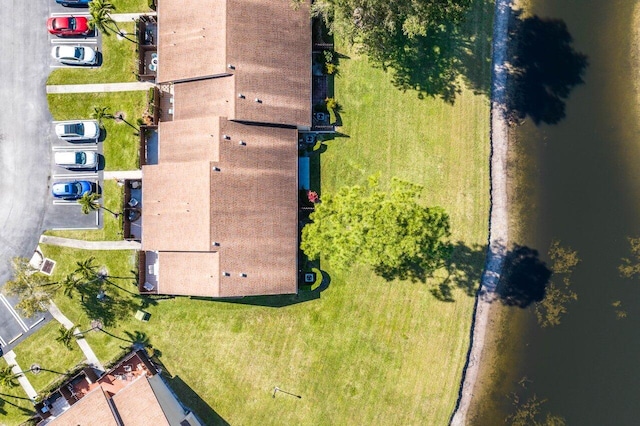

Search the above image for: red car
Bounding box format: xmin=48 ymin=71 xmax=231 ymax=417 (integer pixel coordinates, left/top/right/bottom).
xmin=47 ymin=16 xmax=90 ymax=36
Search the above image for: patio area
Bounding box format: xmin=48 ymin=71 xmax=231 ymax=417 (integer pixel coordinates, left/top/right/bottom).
xmin=137 ymin=15 xmax=158 ymax=82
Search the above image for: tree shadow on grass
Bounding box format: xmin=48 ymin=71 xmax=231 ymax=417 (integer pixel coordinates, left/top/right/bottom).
xmin=152 ymin=358 xmax=229 ymax=426
xmin=77 ymin=282 xmax=140 ymax=327
xmin=431 ymin=242 xmax=487 ymax=302
xmin=375 ymin=0 xmax=493 ymax=103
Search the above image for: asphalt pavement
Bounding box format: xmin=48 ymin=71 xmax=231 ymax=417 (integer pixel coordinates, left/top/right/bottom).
xmin=0 ymin=1 xmax=104 ymax=351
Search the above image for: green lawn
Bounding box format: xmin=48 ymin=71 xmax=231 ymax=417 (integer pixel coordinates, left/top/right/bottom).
xmin=48 ymin=91 xmax=147 ymax=171
xmin=4 ymin=2 xmax=491 ymax=424
xmin=113 ymin=0 xmax=152 ymax=13
xmin=47 ymin=23 xmax=138 ymax=85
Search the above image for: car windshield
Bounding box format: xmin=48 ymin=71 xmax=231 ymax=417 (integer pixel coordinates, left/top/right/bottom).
xmin=69 ymin=18 xmax=76 ymax=29
xmin=73 ymin=183 xmax=82 ymax=194
xmin=73 ymin=47 xmax=83 ymax=59
xmin=75 ymin=152 xmax=86 ymax=164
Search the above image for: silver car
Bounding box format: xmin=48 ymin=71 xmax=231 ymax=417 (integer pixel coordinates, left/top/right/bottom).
xmin=54 ymin=151 xmax=98 ymax=170
xmin=51 ymin=45 xmax=97 ymax=65
xmin=55 ymin=120 xmax=99 ymax=142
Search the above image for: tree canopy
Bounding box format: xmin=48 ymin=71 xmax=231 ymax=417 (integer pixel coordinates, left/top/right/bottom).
xmin=312 ymin=0 xmax=473 ymax=101
xmin=3 ymin=258 xmax=57 ymax=317
xmin=301 ymin=177 xmax=451 ymax=281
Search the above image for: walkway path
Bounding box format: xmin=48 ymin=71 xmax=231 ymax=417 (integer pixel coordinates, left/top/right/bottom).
xmin=46 ymin=82 xmax=154 ymax=94
xmin=39 ymin=235 xmax=141 ymax=250
xmin=103 ymin=170 xmax=142 ymax=180
xmin=111 ymin=12 xmax=157 ymax=22
xmin=48 ymin=302 xmax=105 ymax=372
xmin=3 ymin=350 xmax=38 ymax=400
xmin=449 ymin=0 xmax=511 ymax=424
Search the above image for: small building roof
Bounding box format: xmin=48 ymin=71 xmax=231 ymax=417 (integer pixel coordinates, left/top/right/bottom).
xmin=158 ymin=116 xmax=220 ymax=163
xmin=111 ymin=376 xmax=170 ymax=426
xmin=157 ymin=0 xmax=228 ymax=83
xmin=141 ymin=161 xmax=212 ymax=252
xmin=157 ymin=0 xmax=311 ymax=127
xmin=48 ymin=386 xmax=118 ymax=426
xmin=158 ymin=251 xmax=220 ymax=297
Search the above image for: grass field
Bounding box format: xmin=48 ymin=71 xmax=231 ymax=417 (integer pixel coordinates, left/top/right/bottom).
xmin=4 ymin=2 xmax=492 ymax=424
xmin=47 ymin=23 xmax=138 ymax=85
xmin=48 ymin=91 xmax=147 ymax=171
xmin=113 ymin=0 xmax=152 ymax=13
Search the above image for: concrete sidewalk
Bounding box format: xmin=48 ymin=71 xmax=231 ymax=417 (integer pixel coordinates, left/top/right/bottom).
xmin=103 ymin=170 xmax=142 ymax=180
xmin=39 ymin=235 xmax=141 ymax=250
xmin=46 ymin=82 xmax=154 ymax=94
xmin=49 ymin=302 xmax=105 ymax=372
xmin=3 ymin=350 xmax=38 ymax=400
xmin=112 ymin=12 xmax=157 ymax=22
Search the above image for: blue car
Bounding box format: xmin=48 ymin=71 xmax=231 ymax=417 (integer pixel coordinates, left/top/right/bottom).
xmin=52 ymin=180 xmax=93 ymax=200
xmin=55 ymin=0 xmax=90 ymax=7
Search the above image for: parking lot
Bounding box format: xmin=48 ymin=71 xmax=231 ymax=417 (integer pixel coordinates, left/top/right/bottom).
xmin=48 ymin=11 xmax=102 ymax=69
xmin=44 ymin=122 xmax=104 ymax=230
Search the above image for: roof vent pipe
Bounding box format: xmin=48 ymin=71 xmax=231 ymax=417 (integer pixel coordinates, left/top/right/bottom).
xmin=223 ymin=134 xmax=230 ymax=140
xmin=227 ymin=64 xmax=235 ymax=70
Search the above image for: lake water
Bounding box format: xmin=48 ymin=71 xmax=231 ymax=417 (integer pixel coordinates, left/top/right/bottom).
xmin=472 ymin=0 xmax=640 ymax=424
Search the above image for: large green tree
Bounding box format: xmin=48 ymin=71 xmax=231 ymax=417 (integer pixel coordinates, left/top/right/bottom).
xmin=301 ymin=177 xmax=451 ymax=281
xmin=312 ymin=0 xmax=472 ymax=101
xmin=3 ymin=258 xmax=57 ymax=317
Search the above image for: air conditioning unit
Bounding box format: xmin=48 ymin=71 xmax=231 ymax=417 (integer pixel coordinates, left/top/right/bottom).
xmin=304 ymin=272 xmax=316 ymax=283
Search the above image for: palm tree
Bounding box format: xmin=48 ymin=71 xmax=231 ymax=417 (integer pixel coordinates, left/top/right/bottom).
xmin=88 ymin=0 xmax=137 ymax=43
xmin=75 ymin=257 xmax=100 ymax=282
xmin=58 ymin=274 xmax=84 ymax=298
xmin=90 ymin=106 xmax=114 ymax=129
xmin=56 ymin=324 xmax=80 ymax=350
xmin=77 ymin=192 xmax=120 ymax=218
xmin=0 ymin=365 xmax=18 ymax=389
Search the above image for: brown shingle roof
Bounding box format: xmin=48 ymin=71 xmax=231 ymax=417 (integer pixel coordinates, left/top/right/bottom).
xmin=157 ymin=0 xmax=228 ymax=83
xmin=48 ymin=386 xmax=118 ymax=426
xmin=157 ymin=0 xmax=311 ymax=127
xmin=212 ymin=121 xmax=299 ymax=297
xmin=227 ymin=0 xmax=311 ymax=127
xmin=158 ymin=117 xmax=220 ymax=163
xmin=173 ymin=76 xmax=235 ymax=121
xmin=141 ymin=162 xmax=212 ymax=252
xmin=143 ymin=119 xmax=298 ymax=297
xmin=158 ymin=251 xmax=220 ymax=297
xmin=111 ymin=376 xmax=170 ymax=426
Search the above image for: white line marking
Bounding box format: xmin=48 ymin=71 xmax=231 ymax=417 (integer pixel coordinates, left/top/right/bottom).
xmin=0 ymin=335 xmax=6 ymax=346
xmin=52 ymin=146 xmax=98 ymax=151
xmin=50 ymin=13 xmax=91 ymax=17
xmin=51 ymin=39 xmax=97 ymax=45
xmin=52 ymin=173 xmax=98 ymax=179
xmin=29 ymin=318 xmax=46 ymax=329
xmin=0 ymin=295 xmax=29 ymax=332
xmin=7 ymin=334 xmax=23 ymax=345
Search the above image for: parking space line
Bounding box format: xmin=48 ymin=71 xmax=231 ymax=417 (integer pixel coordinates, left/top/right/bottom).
xmin=50 ymin=13 xmax=91 ymax=17
xmin=7 ymin=334 xmax=23 ymax=345
xmin=52 ymin=200 xmax=79 ymax=205
xmin=53 ymin=173 xmax=98 ymax=179
xmin=0 ymin=335 xmax=6 ymax=346
xmin=0 ymin=295 xmax=29 ymax=332
xmin=30 ymin=317 xmax=46 ymax=329
xmin=51 ymin=39 xmax=98 ymax=45
xmin=52 ymin=146 xmax=98 ymax=151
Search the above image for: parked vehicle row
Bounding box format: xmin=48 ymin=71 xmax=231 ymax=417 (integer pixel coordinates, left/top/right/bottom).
xmin=55 ymin=0 xmax=90 ymax=7
xmin=51 ymin=120 xmax=100 ymax=200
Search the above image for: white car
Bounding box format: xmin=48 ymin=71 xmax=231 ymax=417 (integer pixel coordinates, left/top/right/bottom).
xmin=55 ymin=120 xmax=100 ymax=142
xmin=51 ymin=45 xmax=97 ymax=65
xmin=54 ymin=151 xmax=98 ymax=170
